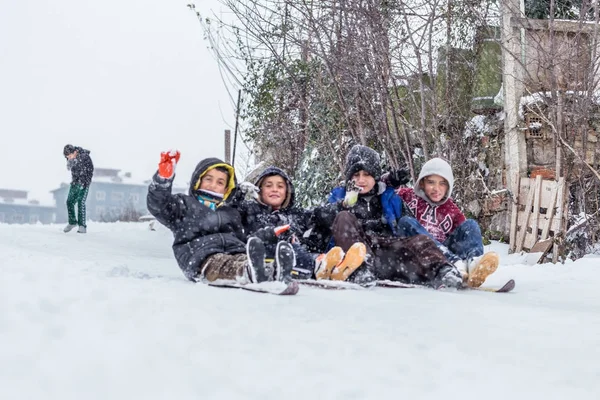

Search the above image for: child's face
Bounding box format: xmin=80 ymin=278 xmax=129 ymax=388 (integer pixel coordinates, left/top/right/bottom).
xmin=66 ymin=151 xmax=77 ymax=160
xmin=260 ymin=175 xmax=287 ymax=209
xmin=420 ymin=174 xmax=448 ymax=202
xmin=200 ymin=168 xmax=229 ymax=195
xmin=351 ymin=170 xmax=376 ymax=193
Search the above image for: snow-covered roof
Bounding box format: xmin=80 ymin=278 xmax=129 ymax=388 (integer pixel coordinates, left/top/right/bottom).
xmin=92 ymin=175 xmax=151 ymax=186
xmin=519 ymin=91 xmax=600 ymax=119
xmin=92 ymin=169 xmax=151 ymax=186
xmin=0 ymin=197 xmax=55 ymax=208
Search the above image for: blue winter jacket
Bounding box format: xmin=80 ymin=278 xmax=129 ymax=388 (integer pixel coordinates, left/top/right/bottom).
xmin=327 ymin=184 xmax=404 ymax=236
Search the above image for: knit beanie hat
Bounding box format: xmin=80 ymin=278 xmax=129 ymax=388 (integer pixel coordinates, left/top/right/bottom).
xmin=344 ymin=145 xmax=382 ymax=182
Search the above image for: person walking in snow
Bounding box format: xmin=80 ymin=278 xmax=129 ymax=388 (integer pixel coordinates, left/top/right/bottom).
xmin=231 ymin=166 xmax=316 ymax=280
xmin=395 ymin=157 xmax=499 ymax=287
xmin=63 ymin=144 xmax=94 ymax=233
xmin=310 ymin=144 xmax=463 ymax=289
xmin=146 ymin=150 xmax=294 ymax=284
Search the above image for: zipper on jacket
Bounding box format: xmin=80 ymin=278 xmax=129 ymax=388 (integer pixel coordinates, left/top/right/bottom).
xmin=216 ymin=211 xmax=226 ymax=249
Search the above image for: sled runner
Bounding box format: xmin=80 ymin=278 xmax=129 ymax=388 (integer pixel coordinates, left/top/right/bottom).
xmin=208 ymin=280 xmax=299 ymax=295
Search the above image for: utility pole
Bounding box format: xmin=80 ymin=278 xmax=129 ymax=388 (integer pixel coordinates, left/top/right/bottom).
xmin=224 ymin=129 xmax=231 ymax=164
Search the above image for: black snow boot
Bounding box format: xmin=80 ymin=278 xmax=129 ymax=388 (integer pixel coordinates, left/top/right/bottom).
xmin=347 ymin=255 xmax=376 ymax=287
xmin=275 ymin=241 xmax=296 ymax=283
xmin=434 ymin=263 xmax=463 ymax=289
xmin=245 ymin=237 xmax=269 ymax=283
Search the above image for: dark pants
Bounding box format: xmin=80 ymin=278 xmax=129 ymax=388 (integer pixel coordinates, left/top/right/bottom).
xmin=66 ymin=184 xmax=89 ymax=227
xmin=396 ymin=216 xmax=484 ymax=262
xmin=331 ymin=211 xmax=450 ymax=284
xmin=291 ymin=242 xmax=317 ymax=279
xmin=265 ymin=242 xmax=315 ymax=279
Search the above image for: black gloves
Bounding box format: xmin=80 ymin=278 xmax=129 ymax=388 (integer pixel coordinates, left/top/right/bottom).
xmin=252 ymin=226 xmax=278 ymax=244
xmin=385 ymin=167 xmax=410 ymax=188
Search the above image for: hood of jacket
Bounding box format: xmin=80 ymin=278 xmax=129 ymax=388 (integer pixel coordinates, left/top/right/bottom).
xmin=254 ymin=166 xmax=295 ymax=209
xmin=414 ymin=157 xmax=454 ymax=206
xmin=188 ymin=157 xmax=237 ymax=201
xmin=63 ymin=145 xmax=90 ymax=158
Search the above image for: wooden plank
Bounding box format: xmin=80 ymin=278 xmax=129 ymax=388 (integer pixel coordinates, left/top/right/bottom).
xmin=524 ymin=239 xmax=554 ymax=265
xmin=518 ymin=177 xmax=532 ymax=206
xmin=541 ymin=178 xmax=561 ymax=240
xmin=509 ymin=173 xmax=520 ymax=253
xmin=526 ymin=175 xmax=543 ymax=250
xmin=516 ymin=177 xmax=537 ymax=253
xmin=539 ymin=179 xmax=558 ymax=207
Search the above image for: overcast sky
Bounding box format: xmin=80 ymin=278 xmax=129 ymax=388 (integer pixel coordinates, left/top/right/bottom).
xmin=0 ymin=0 xmax=236 ymax=204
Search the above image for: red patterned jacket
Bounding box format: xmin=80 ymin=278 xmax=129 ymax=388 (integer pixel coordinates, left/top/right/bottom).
xmin=397 ymin=188 xmax=465 ymax=243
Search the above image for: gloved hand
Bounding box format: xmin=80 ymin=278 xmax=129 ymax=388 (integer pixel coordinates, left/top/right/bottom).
xmin=274 ymin=224 xmax=290 ymax=236
xmin=158 ymin=149 xmax=180 ymax=179
xmin=252 ymin=226 xmax=278 ymax=244
xmin=343 ymin=180 xmax=361 ymax=208
xmin=238 ymin=181 xmax=260 ymax=201
xmin=385 ymin=167 xmax=410 ymax=188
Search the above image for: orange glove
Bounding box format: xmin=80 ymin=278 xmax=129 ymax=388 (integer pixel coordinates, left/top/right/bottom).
xmin=274 ymin=224 xmax=290 ymax=236
xmin=158 ymin=150 xmax=180 ymax=179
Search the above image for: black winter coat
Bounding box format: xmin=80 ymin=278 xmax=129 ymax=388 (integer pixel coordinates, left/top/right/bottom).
xmin=308 ymin=183 xmax=405 ymax=252
xmin=67 ymin=147 xmax=94 ymax=187
xmin=232 ymin=167 xmax=311 ymax=255
xmin=147 ymin=158 xmax=247 ymax=280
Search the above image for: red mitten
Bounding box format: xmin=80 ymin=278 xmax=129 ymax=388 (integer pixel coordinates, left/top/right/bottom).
xmin=274 ymin=224 xmax=290 ymax=236
xmin=158 ymin=150 xmax=180 ymax=179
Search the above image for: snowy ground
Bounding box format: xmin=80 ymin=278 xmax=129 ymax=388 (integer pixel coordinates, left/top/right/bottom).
xmin=1 ymin=222 xmax=599 ymax=400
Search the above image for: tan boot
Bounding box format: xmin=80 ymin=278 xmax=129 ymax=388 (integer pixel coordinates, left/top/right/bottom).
xmin=315 ymin=247 xmax=344 ymax=280
xmin=467 ymin=252 xmax=500 ymax=288
xmin=330 ymin=243 xmax=367 ymax=281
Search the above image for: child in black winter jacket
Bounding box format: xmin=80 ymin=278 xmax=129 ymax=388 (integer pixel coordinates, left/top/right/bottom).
xmin=232 ymin=166 xmax=316 ymax=279
xmin=147 ymin=151 xmax=294 ymax=284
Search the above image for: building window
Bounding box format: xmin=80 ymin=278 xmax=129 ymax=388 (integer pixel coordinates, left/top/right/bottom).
xmin=111 ymin=192 xmax=124 ymax=201
xmin=0 ymin=212 xmax=4 ymax=222
xmin=96 ymin=191 xmax=106 ymax=201
xmin=12 ymin=214 xmax=24 ymax=223
xmin=129 ymin=193 xmax=140 ymax=203
xmin=29 ymin=214 xmax=38 ymax=224
xmin=96 ymin=206 xmax=105 ymax=215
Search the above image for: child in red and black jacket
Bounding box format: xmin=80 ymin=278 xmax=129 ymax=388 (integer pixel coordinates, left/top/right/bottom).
xmin=396 ymin=157 xmax=499 ymax=287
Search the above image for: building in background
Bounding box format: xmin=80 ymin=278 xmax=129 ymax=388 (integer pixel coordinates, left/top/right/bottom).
xmin=51 ymin=168 xmax=151 ymax=223
xmin=0 ymin=189 xmax=55 ymax=224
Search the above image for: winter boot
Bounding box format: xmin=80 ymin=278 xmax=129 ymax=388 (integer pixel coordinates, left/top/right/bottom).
xmin=63 ymin=224 xmax=77 ymax=233
xmin=467 ymin=251 xmax=499 ymax=288
xmin=330 ymin=243 xmax=367 ymax=281
xmin=434 ymin=264 xmax=463 ymax=289
xmin=77 ymin=226 xmax=87 ymax=234
xmin=314 ymin=246 xmax=344 ymax=280
xmin=244 ymin=237 xmax=269 ymax=283
xmin=347 ymin=257 xmax=376 ymax=287
xmin=453 ymin=259 xmax=469 ymax=282
xmin=275 ymin=242 xmax=296 ymax=283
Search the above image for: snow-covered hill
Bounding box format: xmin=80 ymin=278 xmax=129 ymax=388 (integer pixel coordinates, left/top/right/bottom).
xmin=1 ymin=222 xmax=599 ymax=399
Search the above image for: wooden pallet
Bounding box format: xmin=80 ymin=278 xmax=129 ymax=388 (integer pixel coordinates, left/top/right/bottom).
xmin=509 ymin=174 xmax=566 ymax=263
